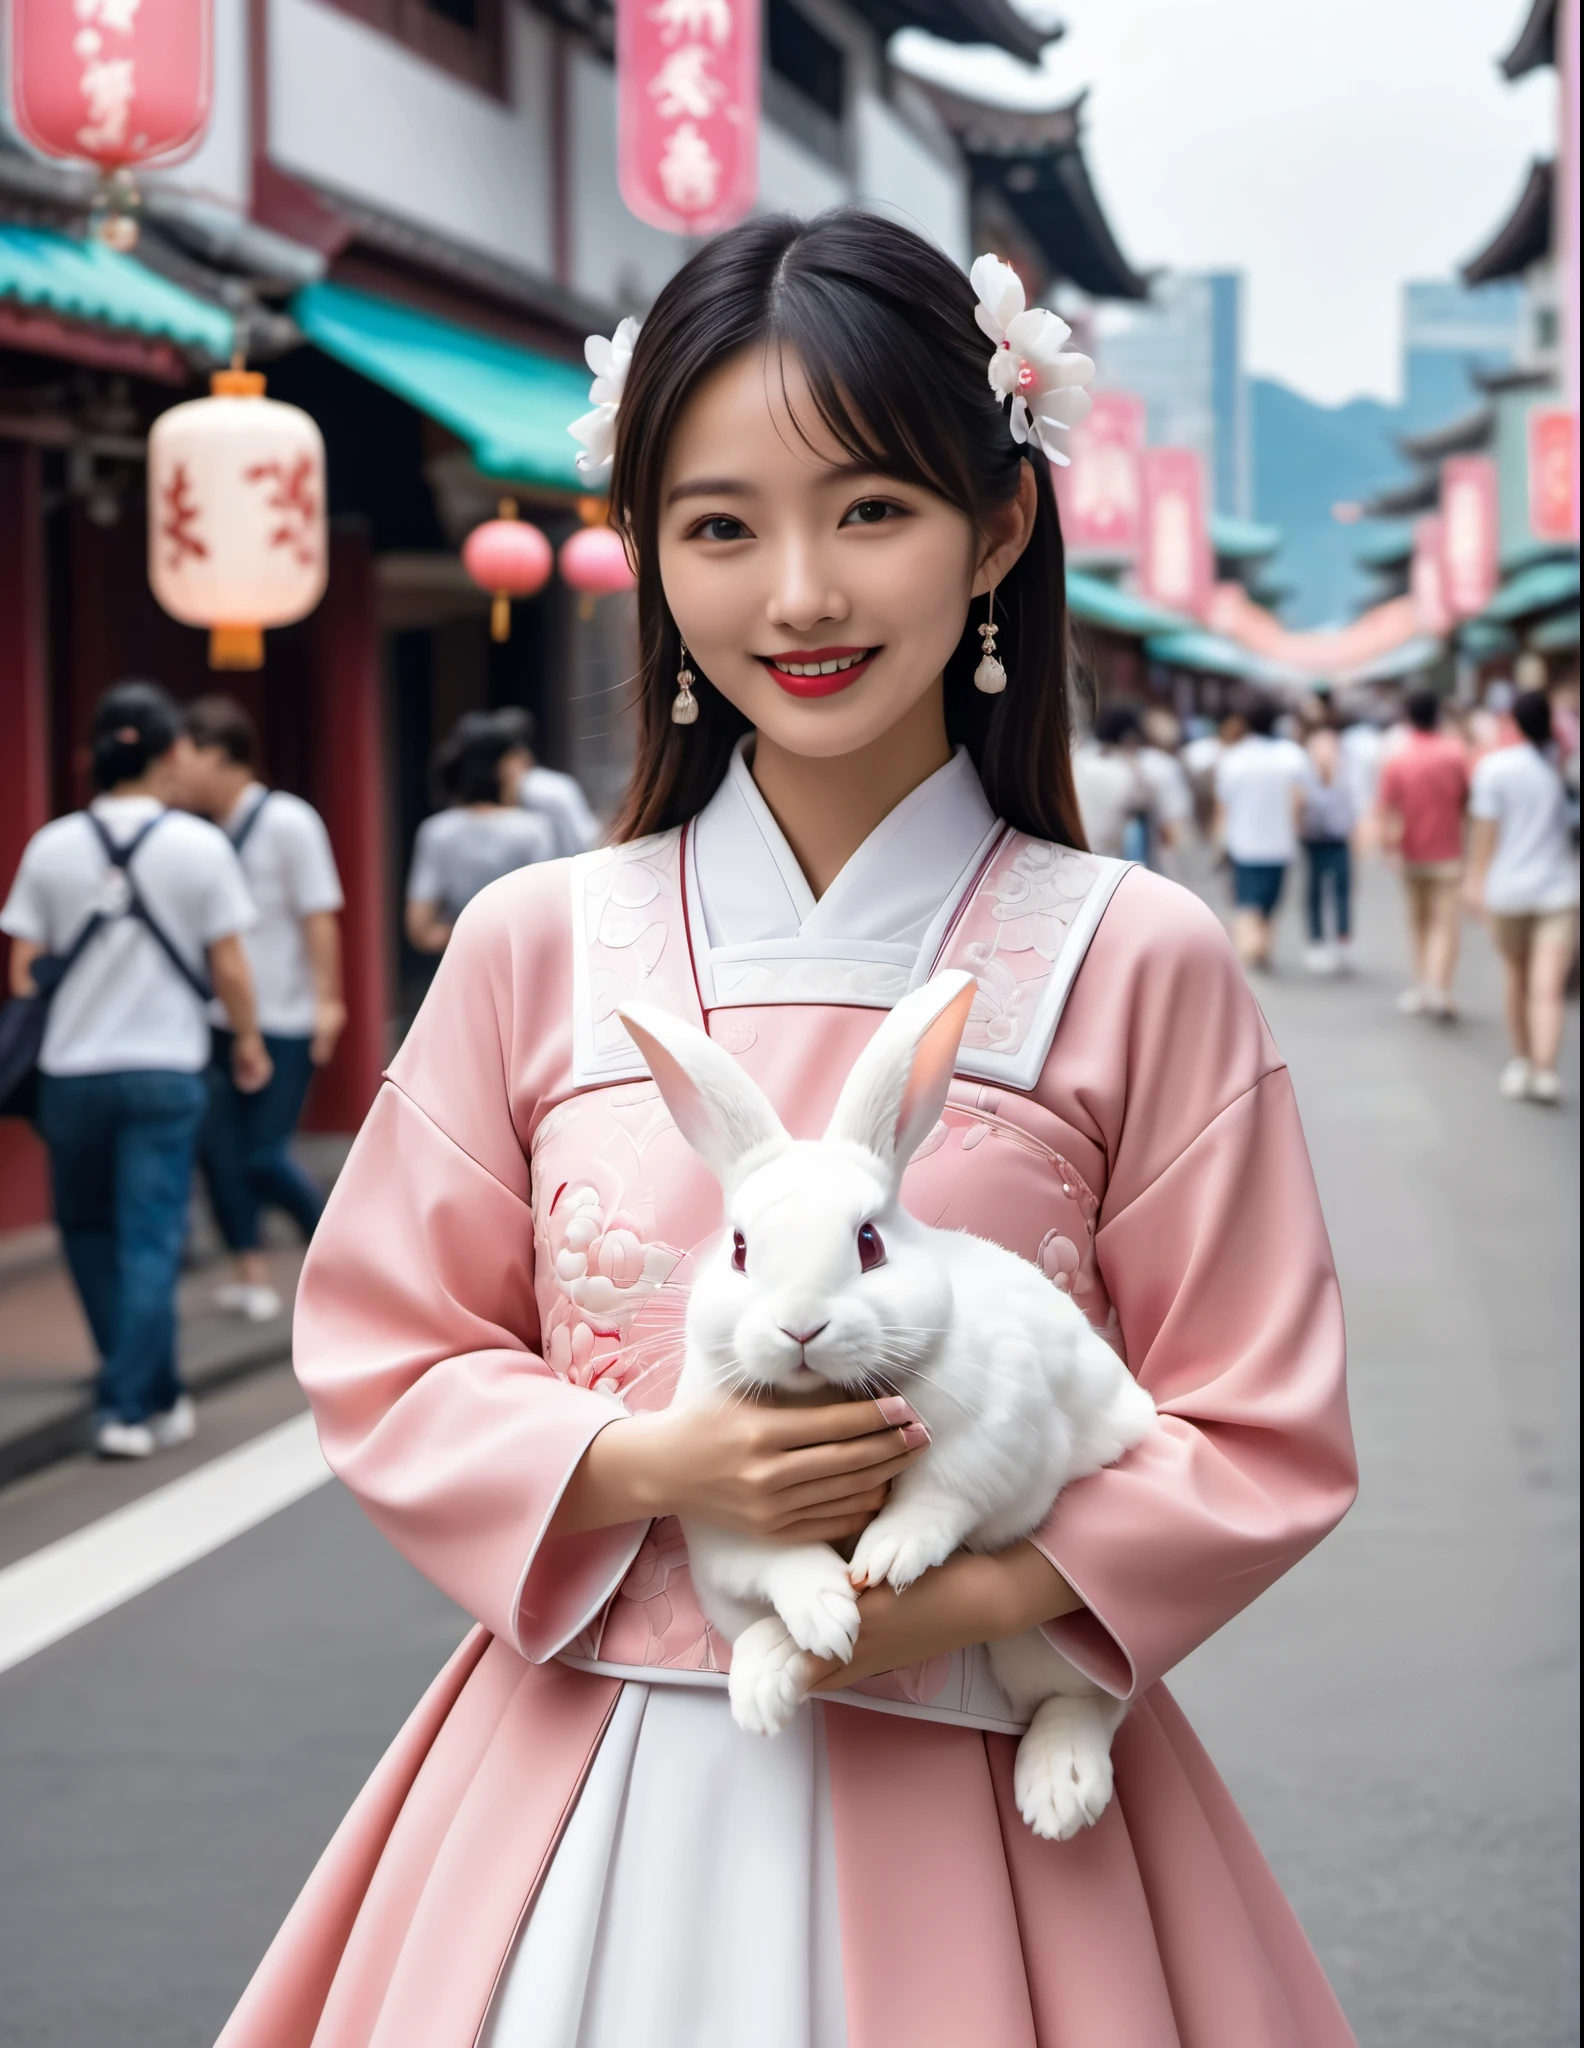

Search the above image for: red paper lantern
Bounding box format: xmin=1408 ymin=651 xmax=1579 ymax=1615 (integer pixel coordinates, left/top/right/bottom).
xmin=463 ymin=499 xmax=554 ymax=641
xmin=560 ymin=524 xmax=636 ymax=600
xmin=11 ymin=0 xmax=213 ymax=247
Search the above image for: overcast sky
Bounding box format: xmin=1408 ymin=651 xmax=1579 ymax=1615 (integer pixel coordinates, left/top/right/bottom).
xmin=895 ymin=0 xmax=1558 ymax=407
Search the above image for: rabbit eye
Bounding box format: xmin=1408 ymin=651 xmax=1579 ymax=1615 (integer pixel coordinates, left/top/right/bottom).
xmin=731 ymin=1231 xmax=748 ymax=1273
xmin=857 ymin=1222 xmax=886 ymax=1272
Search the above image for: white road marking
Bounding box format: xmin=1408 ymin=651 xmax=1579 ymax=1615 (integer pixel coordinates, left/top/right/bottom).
xmin=0 ymin=1413 xmax=331 ymax=1677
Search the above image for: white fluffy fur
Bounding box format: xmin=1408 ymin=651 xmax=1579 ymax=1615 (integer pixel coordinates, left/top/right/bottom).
xmin=620 ymin=973 xmax=1155 ymax=1841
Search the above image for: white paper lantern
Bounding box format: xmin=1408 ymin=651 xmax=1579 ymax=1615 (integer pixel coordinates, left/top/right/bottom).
xmin=147 ymin=368 xmax=328 ymax=669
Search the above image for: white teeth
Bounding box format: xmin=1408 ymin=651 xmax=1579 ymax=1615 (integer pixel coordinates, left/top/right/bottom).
xmin=776 ymin=652 xmax=867 ymax=676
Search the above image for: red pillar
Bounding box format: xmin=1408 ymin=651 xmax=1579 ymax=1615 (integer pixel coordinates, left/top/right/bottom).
xmin=0 ymin=446 xmax=53 ymax=1231
xmin=305 ymin=526 xmax=390 ymax=1134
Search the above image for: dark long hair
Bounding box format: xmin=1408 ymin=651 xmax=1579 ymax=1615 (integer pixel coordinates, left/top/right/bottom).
xmin=607 ymin=210 xmax=1085 ymax=848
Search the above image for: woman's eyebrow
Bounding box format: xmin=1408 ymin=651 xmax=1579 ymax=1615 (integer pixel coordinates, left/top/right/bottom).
xmin=666 ymin=476 xmax=756 ymax=505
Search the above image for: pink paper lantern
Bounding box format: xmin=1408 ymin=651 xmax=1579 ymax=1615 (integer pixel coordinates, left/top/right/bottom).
xmin=463 ymin=501 xmax=554 ymax=641
xmin=147 ymin=369 xmax=327 ymax=670
xmin=560 ymin=523 xmax=636 ymax=599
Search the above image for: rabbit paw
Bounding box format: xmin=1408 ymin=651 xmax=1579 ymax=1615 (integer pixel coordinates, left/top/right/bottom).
xmin=1014 ymin=1697 xmax=1116 ymax=1842
xmin=848 ymin=1513 xmax=955 ymax=1594
xmin=767 ymin=1555 xmax=862 ymax=1662
xmin=728 ymin=1616 xmax=818 ymax=1738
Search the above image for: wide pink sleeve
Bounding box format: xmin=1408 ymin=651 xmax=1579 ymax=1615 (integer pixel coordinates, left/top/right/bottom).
xmin=292 ymin=865 xmax=648 ymax=1660
xmin=1029 ymin=872 xmax=1357 ymax=1700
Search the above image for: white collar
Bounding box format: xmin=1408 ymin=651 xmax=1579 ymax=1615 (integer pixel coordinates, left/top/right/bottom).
xmin=688 ymin=739 xmax=1001 ymax=1009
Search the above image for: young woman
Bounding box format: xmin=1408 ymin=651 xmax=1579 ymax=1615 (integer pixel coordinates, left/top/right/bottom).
xmin=1467 ymin=688 xmax=1579 ymax=1104
xmin=404 ymin=708 xmax=557 ymax=954
xmin=219 ymin=213 xmax=1357 ymax=2047
xmin=1298 ymin=713 xmax=1356 ymax=976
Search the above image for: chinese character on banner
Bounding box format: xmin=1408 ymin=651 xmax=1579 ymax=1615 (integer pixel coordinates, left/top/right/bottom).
xmin=618 ymin=0 xmax=757 ymax=236
xmin=1057 ymin=392 xmax=1146 ymax=557
xmin=1527 ymin=407 xmax=1579 ymax=542
xmin=1139 ymin=448 xmax=1210 ymax=618
xmin=10 ymin=0 xmax=212 ymax=170
xmin=1411 ymin=515 xmax=1450 ymax=636
xmin=1439 ymin=456 xmax=1498 ymax=618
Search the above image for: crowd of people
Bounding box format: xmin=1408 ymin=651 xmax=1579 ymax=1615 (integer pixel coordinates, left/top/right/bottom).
xmin=0 ymin=681 xmax=595 ymax=1462
xmin=1070 ymin=675 xmax=1580 ymax=1106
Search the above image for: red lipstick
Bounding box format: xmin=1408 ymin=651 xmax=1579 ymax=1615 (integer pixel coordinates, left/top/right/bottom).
xmin=759 ymin=646 xmax=877 ymax=697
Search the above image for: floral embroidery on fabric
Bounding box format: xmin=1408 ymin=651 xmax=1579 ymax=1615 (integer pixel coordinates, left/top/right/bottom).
xmin=577 ymin=834 xmax=697 ymax=1077
xmin=600 ymin=1517 xmax=721 ymax=1671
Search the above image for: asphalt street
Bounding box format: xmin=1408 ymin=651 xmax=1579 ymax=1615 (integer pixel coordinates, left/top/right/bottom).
xmin=0 ymin=853 xmax=1576 ymax=2048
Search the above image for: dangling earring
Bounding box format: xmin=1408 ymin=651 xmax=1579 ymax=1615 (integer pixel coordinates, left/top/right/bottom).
xmin=974 ymin=588 xmax=1007 ymax=694
xmin=672 ymin=641 xmax=700 ymax=725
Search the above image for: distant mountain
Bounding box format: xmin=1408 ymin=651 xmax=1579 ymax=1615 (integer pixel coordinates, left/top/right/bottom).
xmin=1251 ymin=378 xmax=1416 ymax=628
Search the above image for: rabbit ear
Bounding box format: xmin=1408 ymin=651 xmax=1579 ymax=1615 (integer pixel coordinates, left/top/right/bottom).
xmin=620 ymin=1003 xmax=789 ymax=1192
xmin=824 ymin=972 xmax=976 ymax=1183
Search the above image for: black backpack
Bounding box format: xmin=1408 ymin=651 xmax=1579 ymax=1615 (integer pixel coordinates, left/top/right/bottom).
xmin=0 ymin=813 xmax=212 ymax=1122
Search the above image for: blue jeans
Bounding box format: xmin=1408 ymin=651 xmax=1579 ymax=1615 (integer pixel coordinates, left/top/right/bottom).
xmin=1304 ymin=839 xmax=1352 ymax=942
xmin=38 ymin=1069 xmax=207 ymax=1425
xmin=200 ymin=1032 xmax=323 ymax=1252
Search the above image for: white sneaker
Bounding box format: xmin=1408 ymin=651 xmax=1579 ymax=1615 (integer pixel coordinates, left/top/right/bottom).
xmin=1526 ymin=1068 xmax=1563 ymax=1105
xmin=1396 ymin=986 xmax=1428 ymax=1014
xmin=1498 ymin=1057 xmax=1534 ymax=1099
xmin=1304 ymin=944 xmax=1335 ymax=975
xmin=149 ymin=1395 xmax=197 ymax=1450
xmin=216 ymin=1283 xmax=283 ymax=1323
xmin=1332 ymin=941 xmax=1357 ymax=975
xmin=95 ymin=1418 xmax=157 ymax=1459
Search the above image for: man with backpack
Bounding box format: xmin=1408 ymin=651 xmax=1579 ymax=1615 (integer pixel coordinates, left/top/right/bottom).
xmin=1 ymin=681 xmax=267 ymax=1459
xmin=178 ymin=696 xmax=346 ymax=1323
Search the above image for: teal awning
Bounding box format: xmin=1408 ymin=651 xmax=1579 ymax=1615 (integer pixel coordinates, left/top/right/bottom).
xmin=1458 ymin=619 xmax=1519 ymax=661
xmin=1530 ymin=609 xmax=1579 ymax=652
xmin=1354 ymin=522 xmax=1414 ymax=571
xmin=1341 ymin=634 xmax=1445 ymax=686
xmin=1144 ymin=627 xmax=1274 ymax=682
xmin=1480 ymin=553 xmax=1581 ymax=623
xmin=1210 ymin=512 xmax=1282 ymax=562
xmin=292 ymin=280 xmax=591 ymax=492
xmin=0 ymin=223 xmax=233 ymax=358
xmin=1066 ymin=569 xmax=1188 ymax=638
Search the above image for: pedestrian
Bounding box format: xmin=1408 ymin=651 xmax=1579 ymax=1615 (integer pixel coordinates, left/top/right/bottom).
xmin=404 ymin=709 xmax=557 ymax=954
xmin=508 ymin=707 xmax=601 ymax=858
xmin=1071 ymin=704 xmax=1154 ymax=857
xmin=178 ymin=696 xmax=346 ymax=1323
xmin=219 ymin=211 xmax=1356 ymax=2048
xmin=1214 ymin=697 xmax=1311 ymax=969
xmin=0 ymin=681 xmax=267 ymax=1459
xmin=1137 ymin=707 xmax=1193 ymax=873
xmin=1466 ymin=688 xmax=1579 ymax=1104
xmin=1299 ymin=715 xmax=1356 ymax=973
xmin=1377 ymin=688 xmax=1471 ymax=1019
xmin=1181 ymin=711 xmax=1243 ymax=838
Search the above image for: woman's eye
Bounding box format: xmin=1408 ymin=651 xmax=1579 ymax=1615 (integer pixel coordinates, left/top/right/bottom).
xmin=856 ymin=1222 xmax=886 ymax=1272
xmin=841 ymin=499 xmax=901 ymax=527
xmin=731 ymin=1230 xmax=748 ymax=1273
xmin=696 ymin=515 xmax=750 ymax=542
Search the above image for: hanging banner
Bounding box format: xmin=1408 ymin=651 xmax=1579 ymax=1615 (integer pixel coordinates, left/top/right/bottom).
xmin=1439 ymin=455 xmax=1499 ymax=618
xmin=1527 ymin=406 xmax=1578 ymax=542
xmin=1057 ymin=391 xmax=1146 ymax=557
xmin=617 ymin=0 xmax=759 ymax=237
xmin=1139 ymin=447 xmax=1210 ymax=618
xmin=1411 ymin=514 xmax=1450 ymax=636
xmin=10 ymin=0 xmax=212 ymax=170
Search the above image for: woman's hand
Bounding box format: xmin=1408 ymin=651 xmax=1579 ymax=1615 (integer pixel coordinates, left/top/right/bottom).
xmin=804 ymin=1542 xmax=1082 ymax=1691
xmin=551 ymin=1399 xmax=928 ymax=1547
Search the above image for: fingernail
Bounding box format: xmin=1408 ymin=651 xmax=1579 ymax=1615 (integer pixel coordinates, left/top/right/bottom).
xmin=877 ymin=1396 xmax=922 ymax=1430
xmin=900 ymin=1421 xmax=930 ymax=1451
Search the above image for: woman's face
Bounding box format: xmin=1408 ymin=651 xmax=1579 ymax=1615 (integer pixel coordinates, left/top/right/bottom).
xmin=655 ymin=346 xmax=1031 ymax=761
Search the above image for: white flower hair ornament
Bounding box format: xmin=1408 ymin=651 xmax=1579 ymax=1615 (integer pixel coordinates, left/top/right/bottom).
xmin=568 ymin=316 xmax=642 ymax=475
xmin=970 ymin=255 xmax=1094 ymax=466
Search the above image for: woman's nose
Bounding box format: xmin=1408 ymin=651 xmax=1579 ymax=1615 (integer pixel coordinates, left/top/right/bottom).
xmin=767 ymin=546 xmax=845 ymax=632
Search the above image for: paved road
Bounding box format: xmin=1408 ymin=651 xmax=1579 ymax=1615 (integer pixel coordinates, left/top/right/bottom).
xmin=0 ymin=855 xmax=1576 ymax=2048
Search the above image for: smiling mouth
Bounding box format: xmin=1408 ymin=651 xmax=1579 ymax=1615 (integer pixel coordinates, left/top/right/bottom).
xmin=759 ymin=646 xmax=878 ymax=697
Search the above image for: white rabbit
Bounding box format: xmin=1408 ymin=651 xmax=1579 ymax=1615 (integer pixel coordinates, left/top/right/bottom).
xmin=618 ymin=971 xmax=1156 ymax=1843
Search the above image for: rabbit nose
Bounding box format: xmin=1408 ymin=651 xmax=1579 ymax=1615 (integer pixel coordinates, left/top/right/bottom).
xmin=780 ymin=1322 xmax=829 ymax=1347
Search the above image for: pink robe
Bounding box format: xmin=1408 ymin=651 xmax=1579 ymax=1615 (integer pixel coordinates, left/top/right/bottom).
xmin=218 ymin=798 xmax=1358 ymax=2048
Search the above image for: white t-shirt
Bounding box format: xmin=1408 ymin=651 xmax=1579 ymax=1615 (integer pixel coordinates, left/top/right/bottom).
xmin=1138 ymin=747 xmax=1192 ymax=827
xmin=1 ymin=797 xmax=255 ymax=1077
xmin=1469 ymin=745 xmax=1580 ymax=914
xmin=1072 ymin=745 xmax=1152 ymax=858
xmin=212 ymin=786 xmax=344 ymax=1037
xmin=521 ymin=765 xmax=599 ymax=860
xmin=1216 ymin=736 xmax=1311 ymax=865
xmin=407 ymin=807 xmax=556 ymax=923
